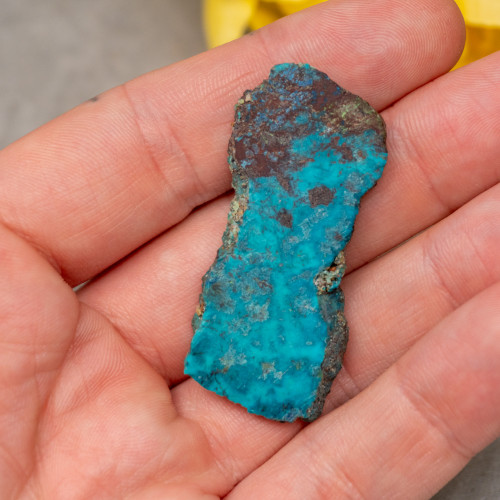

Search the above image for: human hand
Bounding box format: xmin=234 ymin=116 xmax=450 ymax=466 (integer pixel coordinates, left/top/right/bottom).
xmin=1 ymin=0 xmax=499 ymax=498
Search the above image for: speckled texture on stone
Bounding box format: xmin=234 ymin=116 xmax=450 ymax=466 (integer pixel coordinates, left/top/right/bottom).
xmin=185 ymin=63 xmax=387 ymax=422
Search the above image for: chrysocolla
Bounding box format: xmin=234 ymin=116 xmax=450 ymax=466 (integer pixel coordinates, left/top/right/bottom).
xmin=185 ymin=63 xmax=387 ymax=422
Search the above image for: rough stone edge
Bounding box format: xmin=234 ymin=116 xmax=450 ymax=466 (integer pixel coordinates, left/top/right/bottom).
xmin=189 ymin=64 xmax=388 ymax=422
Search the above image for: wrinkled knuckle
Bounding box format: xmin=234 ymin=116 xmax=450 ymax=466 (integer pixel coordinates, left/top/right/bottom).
xmin=397 ymin=367 xmax=473 ymax=462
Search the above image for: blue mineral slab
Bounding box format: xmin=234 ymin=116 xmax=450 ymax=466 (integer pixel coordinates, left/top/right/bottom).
xmin=185 ymin=63 xmax=387 ymax=422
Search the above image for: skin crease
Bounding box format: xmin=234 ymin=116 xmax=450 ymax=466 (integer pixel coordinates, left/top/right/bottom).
xmin=0 ymin=0 xmax=499 ymax=498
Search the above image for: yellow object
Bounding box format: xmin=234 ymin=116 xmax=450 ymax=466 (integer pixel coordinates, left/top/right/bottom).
xmin=204 ymin=0 xmax=258 ymax=49
xmin=455 ymin=0 xmax=500 ymax=27
xmin=265 ymin=0 xmax=327 ymax=16
xmin=249 ymin=3 xmax=281 ymax=31
xmin=454 ymin=0 xmax=500 ymax=68
xmin=203 ymin=0 xmax=326 ymax=48
xmin=203 ymin=0 xmax=500 ymax=70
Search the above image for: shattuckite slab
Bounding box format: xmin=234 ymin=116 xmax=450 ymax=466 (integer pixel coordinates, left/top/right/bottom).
xmin=185 ymin=63 xmax=387 ymax=422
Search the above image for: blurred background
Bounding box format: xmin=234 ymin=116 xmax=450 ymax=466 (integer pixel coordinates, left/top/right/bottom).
xmin=0 ymin=0 xmax=205 ymax=148
xmin=0 ymin=1 xmax=498 ymax=497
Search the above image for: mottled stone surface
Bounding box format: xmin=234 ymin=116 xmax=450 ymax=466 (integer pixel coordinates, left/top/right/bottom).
xmin=185 ymin=63 xmax=387 ymax=422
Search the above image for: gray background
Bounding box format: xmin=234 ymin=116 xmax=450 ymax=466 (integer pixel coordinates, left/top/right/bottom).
xmin=0 ymin=0 xmax=206 ymax=147
xmin=1 ymin=1 xmax=498 ymax=498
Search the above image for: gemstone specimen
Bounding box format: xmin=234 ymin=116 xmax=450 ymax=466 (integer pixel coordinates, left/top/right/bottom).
xmin=185 ymin=63 xmax=387 ymax=422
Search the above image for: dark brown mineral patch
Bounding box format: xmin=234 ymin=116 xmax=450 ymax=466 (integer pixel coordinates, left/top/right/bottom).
xmin=308 ymin=185 xmax=335 ymax=207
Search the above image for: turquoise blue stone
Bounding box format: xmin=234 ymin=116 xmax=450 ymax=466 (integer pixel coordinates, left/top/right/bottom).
xmin=185 ymin=63 xmax=387 ymax=422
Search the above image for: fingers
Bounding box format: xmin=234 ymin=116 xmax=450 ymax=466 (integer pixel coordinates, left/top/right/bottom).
xmin=227 ymin=283 xmax=500 ymax=499
xmin=75 ymin=49 xmax=500 ymax=493
xmin=0 ymin=0 xmax=464 ymax=284
xmin=80 ymin=175 xmax=499 ymax=494
xmin=346 ymin=50 xmax=500 ymax=271
xmin=0 ymin=223 xmax=78 ymax=497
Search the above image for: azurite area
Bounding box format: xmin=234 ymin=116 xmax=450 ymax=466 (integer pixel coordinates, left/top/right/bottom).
xmin=185 ymin=63 xmax=387 ymax=422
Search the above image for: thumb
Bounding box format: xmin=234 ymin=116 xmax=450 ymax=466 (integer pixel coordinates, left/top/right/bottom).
xmin=0 ymin=223 xmax=79 ymax=496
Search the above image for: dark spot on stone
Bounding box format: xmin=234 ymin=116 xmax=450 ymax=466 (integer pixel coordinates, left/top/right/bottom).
xmin=335 ymin=142 xmax=354 ymax=162
xmin=308 ymin=185 xmax=335 ymax=208
xmin=251 ymin=152 xmax=275 ymax=178
xmin=276 ymin=208 xmax=293 ymax=228
xmin=255 ymin=279 xmax=272 ymax=291
xmin=310 ymin=79 xmax=337 ymax=113
xmin=323 ymin=136 xmax=355 ymax=163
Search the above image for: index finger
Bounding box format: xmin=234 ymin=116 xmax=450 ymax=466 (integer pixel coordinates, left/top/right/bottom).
xmin=0 ymin=0 xmax=464 ymax=285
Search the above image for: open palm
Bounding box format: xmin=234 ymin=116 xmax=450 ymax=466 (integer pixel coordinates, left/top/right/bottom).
xmin=1 ymin=0 xmax=499 ymax=498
